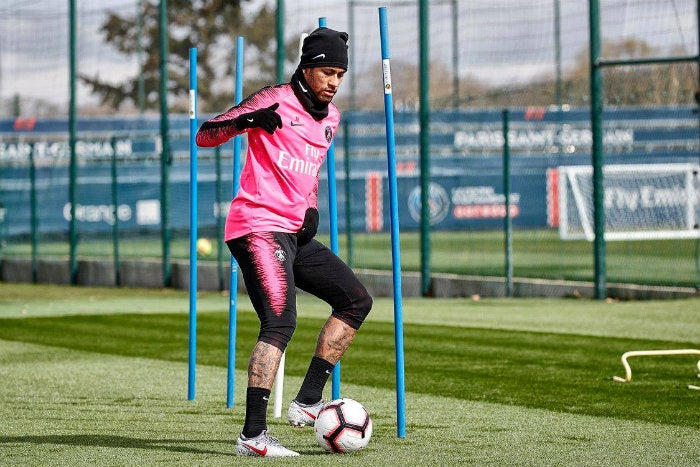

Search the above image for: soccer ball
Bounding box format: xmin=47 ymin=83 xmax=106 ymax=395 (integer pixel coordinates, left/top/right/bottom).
xmin=314 ymin=398 xmax=373 ymax=453
xmin=196 ymin=238 xmax=213 ymax=256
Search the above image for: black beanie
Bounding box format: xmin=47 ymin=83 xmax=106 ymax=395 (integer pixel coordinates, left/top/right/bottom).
xmin=299 ymin=27 xmax=349 ymax=71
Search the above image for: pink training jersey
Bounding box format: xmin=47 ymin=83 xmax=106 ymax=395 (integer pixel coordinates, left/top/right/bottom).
xmin=196 ymin=84 xmax=340 ymax=241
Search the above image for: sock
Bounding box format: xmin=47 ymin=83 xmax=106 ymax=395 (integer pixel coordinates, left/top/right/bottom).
xmin=295 ymin=356 xmax=335 ymax=405
xmin=242 ymin=387 xmax=270 ymax=438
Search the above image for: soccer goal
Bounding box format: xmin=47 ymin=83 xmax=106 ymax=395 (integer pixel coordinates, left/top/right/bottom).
xmin=557 ymin=163 xmax=700 ymax=241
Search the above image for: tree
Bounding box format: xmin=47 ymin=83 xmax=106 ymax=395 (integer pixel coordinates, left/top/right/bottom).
xmin=80 ymin=0 xmax=279 ymax=114
xmin=565 ymin=38 xmax=696 ymax=106
xmin=347 ymin=59 xmax=487 ymax=111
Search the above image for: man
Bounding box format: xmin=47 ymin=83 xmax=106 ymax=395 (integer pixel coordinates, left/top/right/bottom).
xmin=196 ymin=27 xmax=372 ymax=458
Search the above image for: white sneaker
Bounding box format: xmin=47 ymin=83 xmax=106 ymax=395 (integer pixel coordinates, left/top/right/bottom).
xmin=287 ymin=399 xmax=324 ymax=427
xmin=235 ymin=430 xmax=299 ymax=457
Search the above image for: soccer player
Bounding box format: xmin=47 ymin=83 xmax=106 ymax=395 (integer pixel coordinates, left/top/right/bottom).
xmin=196 ymin=27 xmax=372 ymax=458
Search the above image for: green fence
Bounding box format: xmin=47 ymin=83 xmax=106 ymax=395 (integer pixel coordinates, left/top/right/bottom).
xmin=1 ymin=0 xmax=699 ymax=295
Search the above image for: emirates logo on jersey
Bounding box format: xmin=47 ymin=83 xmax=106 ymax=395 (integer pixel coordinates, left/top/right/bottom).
xmin=325 ymin=126 xmax=333 ymax=143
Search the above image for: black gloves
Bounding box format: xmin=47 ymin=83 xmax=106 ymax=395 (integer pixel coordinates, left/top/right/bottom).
xmin=234 ymin=103 xmax=283 ymax=134
xmin=297 ymin=208 xmax=320 ymax=246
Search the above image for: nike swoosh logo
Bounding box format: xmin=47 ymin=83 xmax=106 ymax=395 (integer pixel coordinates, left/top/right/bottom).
xmin=325 ymin=370 xmax=332 ymax=374
xmin=262 ymin=396 xmax=269 ymax=401
xmin=298 ymin=82 xmax=308 ymax=93
xmin=242 ymin=442 xmax=267 ymax=456
xmin=246 ymin=118 xmax=254 ymax=122
xmin=301 ymin=408 xmax=317 ymax=420
xmin=312 ymin=53 xmax=325 ymax=60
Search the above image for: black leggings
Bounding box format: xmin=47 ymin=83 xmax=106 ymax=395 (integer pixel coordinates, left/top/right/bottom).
xmin=227 ymin=232 xmax=372 ymax=351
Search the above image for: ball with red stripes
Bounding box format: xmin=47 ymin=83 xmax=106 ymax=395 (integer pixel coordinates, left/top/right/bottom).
xmin=313 ymin=398 xmax=373 ymax=453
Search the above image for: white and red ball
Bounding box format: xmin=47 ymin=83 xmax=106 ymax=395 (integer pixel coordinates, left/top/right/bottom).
xmin=313 ymin=398 xmax=373 ymax=453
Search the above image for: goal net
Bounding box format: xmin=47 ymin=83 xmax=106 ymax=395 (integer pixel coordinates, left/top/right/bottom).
xmin=557 ymin=164 xmax=700 ymax=241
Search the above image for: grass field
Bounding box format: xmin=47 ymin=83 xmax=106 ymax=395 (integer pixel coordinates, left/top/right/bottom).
xmin=2 ymin=229 xmax=699 ymax=287
xmin=0 ymin=283 xmax=699 ymax=465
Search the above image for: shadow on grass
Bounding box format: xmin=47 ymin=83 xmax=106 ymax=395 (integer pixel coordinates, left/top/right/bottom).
xmin=0 ymin=435 xmax=234 ymax=456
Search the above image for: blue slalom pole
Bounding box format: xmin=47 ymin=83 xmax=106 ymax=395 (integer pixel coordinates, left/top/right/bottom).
xmin=379 ymin=6 xmax=406 ymax=438
xmin=317 ymin=15 xmax=342 ymax=401
xmin=187 ymin=47 xmax=198 ymax=401
xmin=328 ymin=133 xmax=341 ymax=400
xmin=226 ymin=36 xmax=245 ymax=408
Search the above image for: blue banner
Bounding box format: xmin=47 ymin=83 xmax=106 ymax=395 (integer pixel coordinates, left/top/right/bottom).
xmin=0 ymin=107 xmax=697 ymax=237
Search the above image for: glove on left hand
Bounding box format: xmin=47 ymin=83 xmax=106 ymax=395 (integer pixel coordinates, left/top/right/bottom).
xmin=297 ymin=208 xmax=319 ymax=246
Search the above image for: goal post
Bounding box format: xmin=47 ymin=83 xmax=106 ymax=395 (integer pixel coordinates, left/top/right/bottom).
xmin=556 ymin=163 xmax=700 ymax=241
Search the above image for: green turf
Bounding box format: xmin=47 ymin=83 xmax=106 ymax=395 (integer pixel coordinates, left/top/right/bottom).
xmin=0 ymin=283 xmax=699 ymax=465
xmin=0 ymin=308 xmax=698 ymax=428
xmin=3 ymin=229 xmax=698 ymax=286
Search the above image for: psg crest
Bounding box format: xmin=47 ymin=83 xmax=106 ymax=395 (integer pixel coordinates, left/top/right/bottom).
xmin=325 ymin=126 xmax=333 ymax=143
